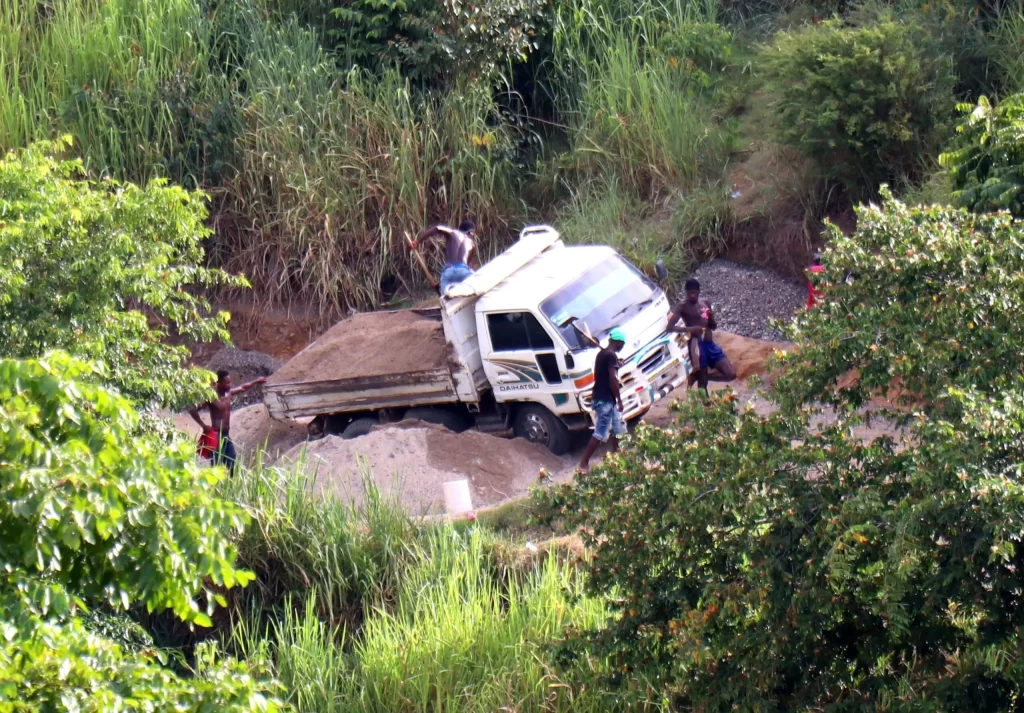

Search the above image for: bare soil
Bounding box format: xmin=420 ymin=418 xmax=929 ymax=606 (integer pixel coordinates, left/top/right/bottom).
xmin=280 ymin=425 xmax=573 ymax=516
xmin=268 ymin=310 xmax=447 ymax=385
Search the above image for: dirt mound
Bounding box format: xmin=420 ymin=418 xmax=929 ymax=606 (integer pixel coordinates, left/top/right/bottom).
xmin=205 ymin=348 xmax=282 ymax=407
xmin=425 ymin=429 xmax=564 ymax=503
xmin=280 ymin=427 xmax=569 ymax=515
xmin=269 ymin=310 xmax=448 ymax=385
xmin=713 ymin=332 xmax=791 ymax=381
xmin=229 ymin=404 xmax=308 ymax=461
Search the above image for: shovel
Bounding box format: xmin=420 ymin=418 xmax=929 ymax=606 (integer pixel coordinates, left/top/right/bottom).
xmin=405 ymin=231 xmax=439 ymax=290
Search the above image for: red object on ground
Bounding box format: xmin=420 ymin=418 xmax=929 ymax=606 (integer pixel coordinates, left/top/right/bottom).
xmin=807 ymin=264 xmax=825 ymax=309
xmin=197 ymin=428 xmax=219 ymax=459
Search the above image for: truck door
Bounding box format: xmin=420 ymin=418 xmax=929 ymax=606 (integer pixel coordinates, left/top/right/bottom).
xmin=480 ymin=311 xmax=567 ymax=403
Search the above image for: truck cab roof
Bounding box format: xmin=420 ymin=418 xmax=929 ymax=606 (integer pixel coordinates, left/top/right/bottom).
xmin=444 ymin=225 xmax=616 ymax=316
xmin=475 ymin=244 xmax=614 ymax=314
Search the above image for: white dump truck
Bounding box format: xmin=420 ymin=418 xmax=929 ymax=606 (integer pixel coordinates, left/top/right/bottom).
xmin=264 ymin=225 xmax=692 ymax=454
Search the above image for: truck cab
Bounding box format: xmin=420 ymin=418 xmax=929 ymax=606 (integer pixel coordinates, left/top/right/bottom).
xmin=439 ymin=226 xmax=691 ymax=451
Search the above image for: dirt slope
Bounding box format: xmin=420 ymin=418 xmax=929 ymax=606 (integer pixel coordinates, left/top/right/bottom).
xmin=280 ymin=425 xmax=571 ymax=515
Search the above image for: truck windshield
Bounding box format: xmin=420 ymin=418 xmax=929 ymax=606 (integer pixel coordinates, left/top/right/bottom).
xmin=540 ymin=256 xmax=656 ymax=349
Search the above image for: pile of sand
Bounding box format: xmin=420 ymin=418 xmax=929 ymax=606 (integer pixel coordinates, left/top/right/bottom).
xmin=279 ymin=424 xmax=569 ymax=515
xmin=229 ymin=403 xmax=309 ymax=460
xmin=269 ymin=311 xmax=447 ymax=385
xmin=712 ymin=331 xmax=791 ymax=381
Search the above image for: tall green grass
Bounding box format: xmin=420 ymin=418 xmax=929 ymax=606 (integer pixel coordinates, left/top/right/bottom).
xmin=219 ymin=457 xmax=638 ymax=712
xmin=549 ymin=0 xmax=730 ymax=202
xmin=232 ymin=526 xmax=625 ymax=713
xmin=0 ymin=0 xmax=216 ymax=181
xmin=219 ymin=18 xmax=523 ymax=315
xmin=1 ymin=0 xmax=525 ymax=315
xmin=225 ymin=454 xmax=416 ymax=622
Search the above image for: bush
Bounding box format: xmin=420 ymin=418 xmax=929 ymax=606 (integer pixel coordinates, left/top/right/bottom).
xmin=0 ymin=352 xmax=277 ymax=710
xmin=939 ymin=93 xmax=1024 ymax=218
xmin=0 ymin=139 xmax=240 ymax=409
xmin=331 ymin=0 xmax=547 ymax=86
xmin=763 ymin=13 xmax=955 ymax=196
xmin=543 ymin=195 xmax=1024 ymax=710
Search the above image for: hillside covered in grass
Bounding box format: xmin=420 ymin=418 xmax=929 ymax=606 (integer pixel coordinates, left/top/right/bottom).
xmin=7 ymin=0 xmax=1024 ymax=316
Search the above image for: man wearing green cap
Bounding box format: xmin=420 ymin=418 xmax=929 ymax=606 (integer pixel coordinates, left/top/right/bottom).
xmin=578 ymin=327 xmax=627 ymax=473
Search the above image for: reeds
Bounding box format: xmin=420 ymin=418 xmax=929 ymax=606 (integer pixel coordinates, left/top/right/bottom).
xmin=0 ymin=0 xmax=213 ymax=180
xmin=218 ymin=19 xmax=523 ymax=315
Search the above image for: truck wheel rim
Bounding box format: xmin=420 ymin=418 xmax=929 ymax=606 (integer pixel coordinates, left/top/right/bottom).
xmin=522 ymin=413 xmax=550 ymax=445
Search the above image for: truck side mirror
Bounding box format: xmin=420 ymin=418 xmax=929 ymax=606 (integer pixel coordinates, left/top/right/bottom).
xmin=654 ymin=259 xmax=669 ymax=282
xmin=565 ymin=352 xmax=575 ymax=369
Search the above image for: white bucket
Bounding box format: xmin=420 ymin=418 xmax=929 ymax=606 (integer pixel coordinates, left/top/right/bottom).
xmin=442 ymin=479 xmax=474 ymax=516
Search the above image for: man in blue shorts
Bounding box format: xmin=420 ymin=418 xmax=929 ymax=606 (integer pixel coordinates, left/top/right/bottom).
xmin=666 ymin=278 xmax=736 ymax=396
xmin=578 ymin=327 xmax=628 ymax=473
xmin=411 ymin=220 xmax=476 ymax=296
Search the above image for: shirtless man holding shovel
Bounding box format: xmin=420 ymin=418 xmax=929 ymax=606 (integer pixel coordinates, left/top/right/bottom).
xmin=409 ymin=220 xmax=477 ymax=296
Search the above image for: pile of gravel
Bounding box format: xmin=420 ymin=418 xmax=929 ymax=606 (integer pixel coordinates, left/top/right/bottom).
xmin=205 ymin=348 xmax=282 ymax=407
xmin=687 ymin=259 xmax=806 ymax=341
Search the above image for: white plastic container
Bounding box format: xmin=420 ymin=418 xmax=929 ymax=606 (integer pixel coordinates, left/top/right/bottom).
xmin=442 ymin=479 xmax=474 ymax=516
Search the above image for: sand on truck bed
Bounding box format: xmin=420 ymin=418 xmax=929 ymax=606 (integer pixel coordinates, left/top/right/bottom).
xmin=268 ymin=310 xmax=448 ymax=385
xmin=278 ymin=423 xmax=569 ymax=515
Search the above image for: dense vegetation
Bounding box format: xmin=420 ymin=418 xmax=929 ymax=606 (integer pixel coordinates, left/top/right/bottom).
xmin=544 ymin=195 xmax=1024 ymax=709
xmin=6 ymin=0 xmax=1023 ymax=316
xmin=6 ymin=0 xmax=1024 ymax=711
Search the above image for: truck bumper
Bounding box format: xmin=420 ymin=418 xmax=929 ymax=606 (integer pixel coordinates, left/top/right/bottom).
xmin=580 ymin=342 xmax=692 ymax=426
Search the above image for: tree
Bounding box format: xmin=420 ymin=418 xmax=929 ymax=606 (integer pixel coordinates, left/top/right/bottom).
xmin=0 ymin=352 xmax=279 ymax=711
xmin=544 ymin=194 xmax=1024 ymax=710
xmin=939 ymin=93 xmax=1024 ymax=218
xmin=0 ymin=138 xmax=242 ymax=410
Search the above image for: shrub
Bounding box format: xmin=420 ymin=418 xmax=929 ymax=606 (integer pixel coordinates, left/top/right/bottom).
xmin=763 ymin=13 xmax=955 ymax=196
xmin=331 ymin=0 xmax=547 ymax=86
xmin=0 ymin=139 xmax=240 ymax=409
xmin=0 ymin=352 xmax=277 ymax=710
xmin=543 ymin=195 xmax=1024 ymax=710
xmin=939 ymin=93 xmax=1024 ymax=218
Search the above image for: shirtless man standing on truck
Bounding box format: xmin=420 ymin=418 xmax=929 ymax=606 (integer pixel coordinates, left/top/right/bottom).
xmin=189 ymin=370 xmax=267 ymax=475
xmin=666 ymin=278 xmax=736 ymax=395
xmin=410 ymin=220 xmax=476 ymax=296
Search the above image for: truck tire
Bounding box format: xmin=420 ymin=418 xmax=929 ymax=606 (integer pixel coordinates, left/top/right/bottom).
xmin=403 ymin=406 xmax=470 ymax=433
xmin=513 ymin=405 xmax=571 ymax=455
xmin=341 ymin=416 xmax=379 ymax=440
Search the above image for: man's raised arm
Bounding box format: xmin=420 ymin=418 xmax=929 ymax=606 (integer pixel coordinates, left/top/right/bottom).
xmin=230 ymin=376 xmax=268 ymax=396
xmin=409 ymin=225 xmax=452 ymax=250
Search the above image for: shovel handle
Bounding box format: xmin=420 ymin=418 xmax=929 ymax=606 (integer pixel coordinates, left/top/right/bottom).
xmin=405 ymin=231 xmax=439 ymax=289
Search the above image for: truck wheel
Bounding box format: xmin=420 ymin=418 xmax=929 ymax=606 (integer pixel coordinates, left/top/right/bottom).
xmin=513 ymin=405 xmax=571 ymax=455
xmin=403 ymin=407 xmax=470 ymax=433
xmin=341 ymin=416 xmax=378 ymax=440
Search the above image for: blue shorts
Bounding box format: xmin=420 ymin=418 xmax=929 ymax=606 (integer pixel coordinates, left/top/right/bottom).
xmin=592 ymin=400 xmax=626 ymax=442
xmin=440 ymin=263 xmax=473 ymax=295
xmin=699 ymin=338 xmax=726 ymax=369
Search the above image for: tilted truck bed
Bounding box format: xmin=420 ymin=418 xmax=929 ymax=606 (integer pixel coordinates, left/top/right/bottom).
xmin=264 ymin=307 xmax=463 ymax=420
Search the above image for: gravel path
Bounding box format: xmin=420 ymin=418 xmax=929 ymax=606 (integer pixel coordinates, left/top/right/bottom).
xmin=689 ymin=259 xmax=806 ymax=341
